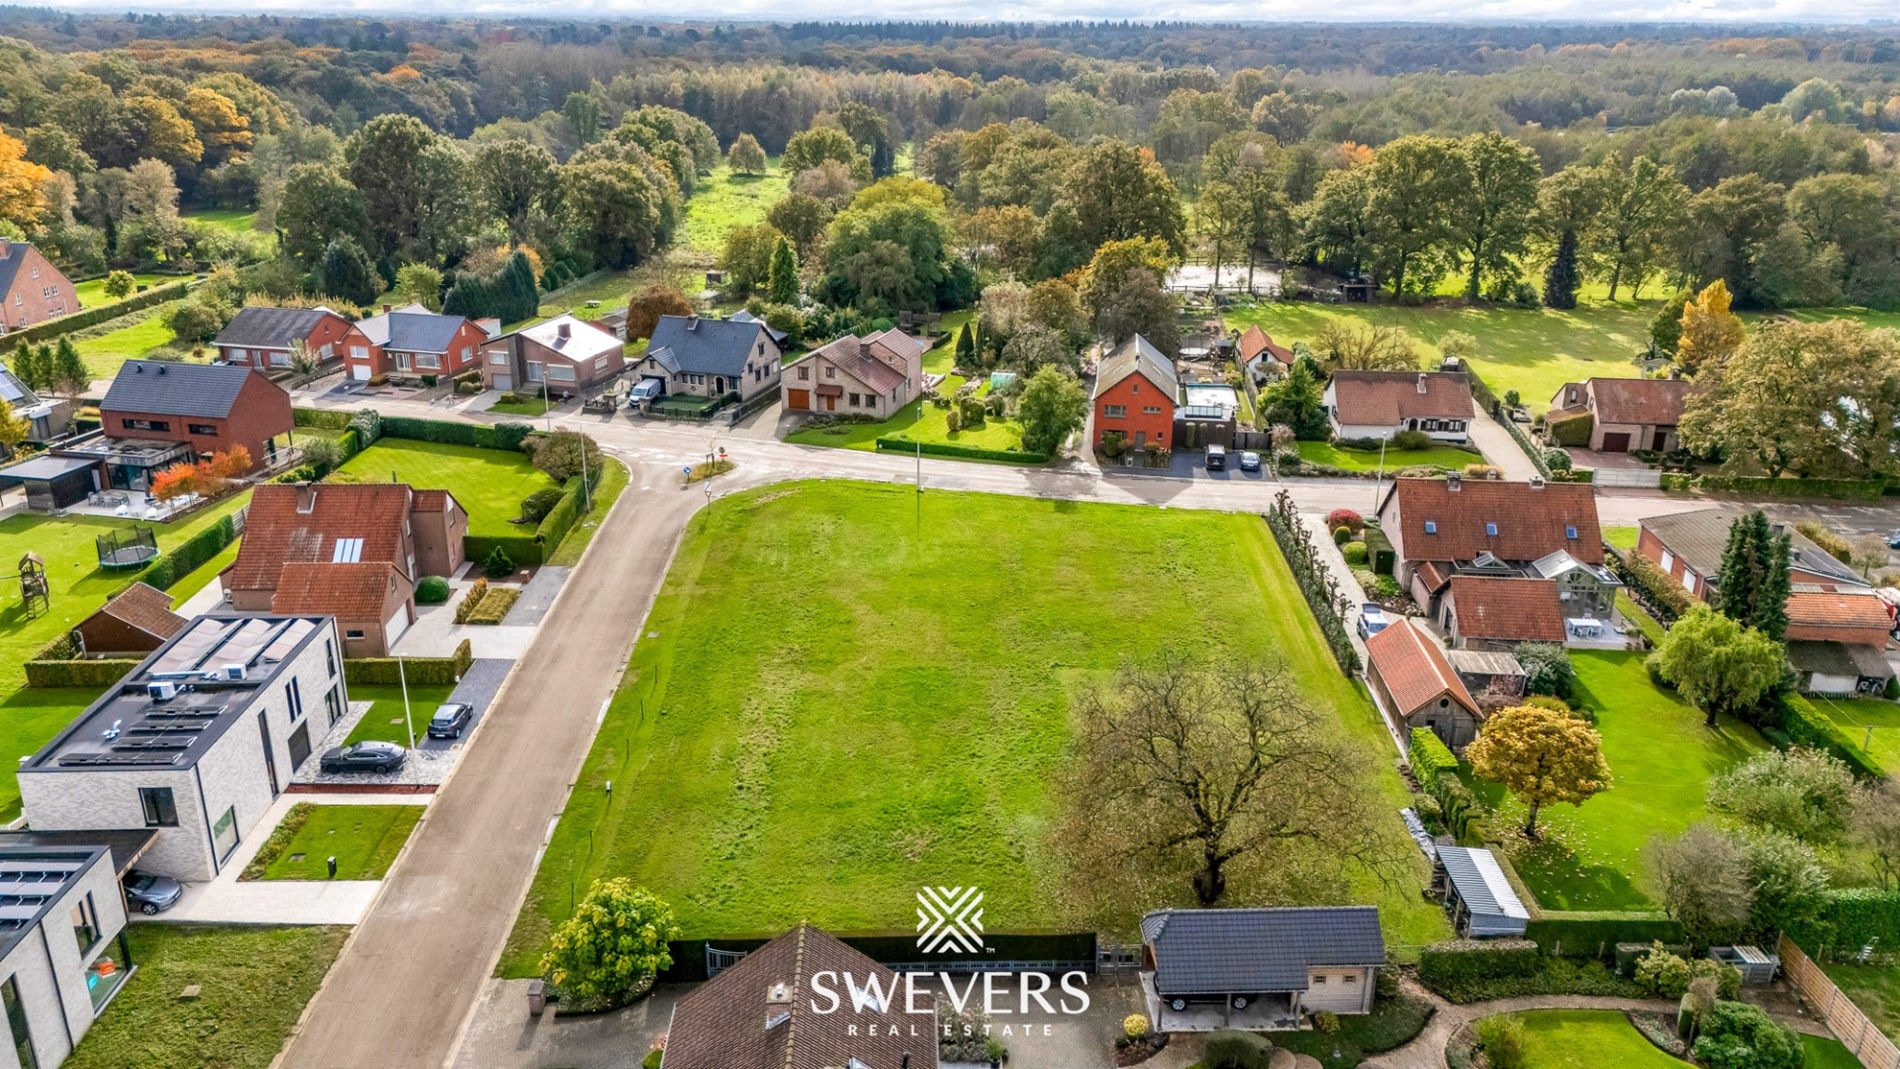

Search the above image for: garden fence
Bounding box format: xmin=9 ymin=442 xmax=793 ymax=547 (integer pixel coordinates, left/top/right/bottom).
xmin=1778 ymin=933 xmax=1900 ymax=1069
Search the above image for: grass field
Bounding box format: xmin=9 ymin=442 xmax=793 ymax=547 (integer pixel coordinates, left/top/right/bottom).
xmin=69 ymin=304 xmax=189 ymax=379
xmin=784 ymin=374 xmax=1029 ymax=456
xmin=65 ymin=924 xmax=348 ymax=1069
xmin=546 ymin=457 xmax=630 ymax=567
xmin=242 ymin=802 xmax=424 ymax=880
xmin=1603 ymin=525 xmax=1638 ymax=551
xmin=330 ymin=440 xmax=552 ymax=538
xmin=342 ymin=682 xmax=457 ymax=746
xmin=0 ymin=495 xmax=249 ymax=818
xmin=69 ymin=272 xmax=171 ymax=313
xmin=184 ymin=207 xmax=261 ymax=234
xmin=679 ymin=161 xmax=789 ymax=258
xmin=1496 ymin=1010 xmax=1683 ymax=1068
xmin=487 ymin=395 xmax=555 ymax=416
xmin=1297 ymin=440 xmax=1480 ymax=472
xmin=923 ymin=310 xmax=972 ymax=374
xmin=1795 ymin=693 xmax=1900 ymax=777
xmin=1466 ymin=651 xmax=1768 ymax=911
xmin=497 ymin=480 xmax=1447 ymax=975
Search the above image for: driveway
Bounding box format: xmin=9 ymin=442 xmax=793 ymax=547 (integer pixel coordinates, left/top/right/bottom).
xmin=1462 ymin=399 xmax=1543 ymax=482
xmin=277 ymin=458 xmax=720 ymax=1069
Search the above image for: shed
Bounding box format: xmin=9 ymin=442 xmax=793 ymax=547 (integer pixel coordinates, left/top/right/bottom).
xmin=0 ymin=453 xmax=99 ymax=510
xmin=1139 ymin=906 xmax=1384 ymax=1032
xmin=1434 ymin=845 xmax=1530 ymax=938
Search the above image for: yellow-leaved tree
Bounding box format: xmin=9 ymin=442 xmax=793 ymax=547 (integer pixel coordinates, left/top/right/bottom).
xmin=1465 ymin=703 xmax=1612 ymax=840
xmin=0 ymin=131 xmax=53 ymax=233
xmin=1675 ymin=279 xmax=1745 ymax=376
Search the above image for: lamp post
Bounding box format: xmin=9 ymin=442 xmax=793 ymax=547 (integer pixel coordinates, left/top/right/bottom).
xmin=1371 ymin=437 xmax=1387 ymax=513
xmin=398 ymin=655 xmax=414 ymax=752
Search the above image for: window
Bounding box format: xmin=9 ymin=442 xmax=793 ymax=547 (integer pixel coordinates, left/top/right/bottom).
xmin=1565 ymin=525 xmax=1578 ymax=539
xmin=139 ymin=787 xmax=177 ymax=827
xmin=488 ymin=352 xmax=508 ymax=365
xmin=345 ymin=628 xmax=366 ymax=639
xmin=1423 ymin=521 xmax=1437 ymax=535
xmin=1312 ymin=975 xmax=1327 ymax=984
xmin=187 ymin=424 xmax=217 ymax=436
xmin=4 ymin=977 xmax=36 ymax=1069
xmin=285 ymin=678 xmax=303 ymax=721
xmin=324 ymin=684 xmax=346 ymax=726
xmin=122 ymin=418 xmax=170 ymax=432
xmin=1659 ymin=549 xmax=1674 ymax=572
xmin=211 ymin=806 xmax=239 ymax=865
xmin=546 ymin=365 xmax=576 ymax=382
xmin=797 ymin=367 xmax=810 ymax=381
xmin=332 ymin=538 xmax=364 ymax=563
xmin=394 ymin=352 xmax=412 ymax=370
xmin=418 ymin=354 xmax=440 ymax=370
xmin=825 ymin=367 xmax=836 ymax=379
xmin=525 ymin=362 xmax=544 ymax=383
xmin=848 ymin=393 xmax=861 ymax=407
xmin=1143 ymin=405 xmax=1162 ymax=415
xmin=71 ymin=894 xmax=99 ymax=956
xmin=1103 ymin=405 xmax=1127 ymax=419
xmin=325 ymin=640 xmax=337 ymax=678
xmin=270 ymin=350 xmax=291 ymax=367
xmin=1484 ymin=522 xmax=1498 ymax=536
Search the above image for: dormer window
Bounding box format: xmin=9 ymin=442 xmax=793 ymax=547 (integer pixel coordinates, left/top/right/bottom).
xmin=1485 ymin=522 xmax=1498 ymax=536
xmin=1565 ymin=525 xmax=1578 ymax=539
xmin=1423 ymin=521 xmax=1437 ymax=535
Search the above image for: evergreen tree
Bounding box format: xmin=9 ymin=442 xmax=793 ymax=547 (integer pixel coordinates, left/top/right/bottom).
xmin=767 ymin=236 xmax=799 ymax=306
xmin=52 ymin=338 xmax=88 ymax=398
xmin=1714 ymin=510 xmax=1791 ymax=641
xmin=1543 ymin=228 xmax=1581 ymax=310
xmin=953 ymin=322 xmax=975 ymax=370
xmin=318 ymin=237 xmax=380 ymax=306
xmin=12 ymin=344 xmax=50 ymax=393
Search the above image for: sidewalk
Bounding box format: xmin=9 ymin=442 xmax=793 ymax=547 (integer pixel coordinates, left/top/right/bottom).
xmin=150 ymin=792 xmax=426 ymax=926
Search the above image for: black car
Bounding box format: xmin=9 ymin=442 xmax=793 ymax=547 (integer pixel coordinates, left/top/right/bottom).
xmin=122 ymin=869 xmax=184 ymax=915
xmin=320 ymin=741 xmax=407 ymax=774
xmin=1205 ymin=444 xmax=1227 ymax=471
xmin=426 ymin=702 xmax=473 ymax=740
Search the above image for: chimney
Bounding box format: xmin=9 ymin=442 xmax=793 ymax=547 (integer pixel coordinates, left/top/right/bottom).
xmin=0 ymin=243 xmax=9 ymax=260
xmin=1416 ymin=373 xmax=1428 ymax=394
xmin=686 ymin=316 xmax=699 ymax=332
xmin=1529 ymin=475 xmax=1545 ymax=490
xmin=1446 ymin=472 xmax=1462 ymax=491
xmin=557 ymin=322 xmax=571 ymax=341
xmin=296 ymin=482 xmax=317 ymax=514
xmin=382 ymin=304 xmax=392 ymax=315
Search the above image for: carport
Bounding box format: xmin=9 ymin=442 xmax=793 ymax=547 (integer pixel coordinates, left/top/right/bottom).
xmin=0 ymin=453 xmax=100 ymax=510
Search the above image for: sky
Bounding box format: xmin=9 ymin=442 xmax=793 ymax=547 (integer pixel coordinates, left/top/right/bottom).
xmin=41 ymin=0 xmax=1900 ymax=22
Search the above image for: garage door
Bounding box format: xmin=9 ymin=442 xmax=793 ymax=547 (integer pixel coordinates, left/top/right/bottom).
xmin=1600 ymin=431 xmax=1631 ymax=452
xmin=786 ymin=389 xmax=810 ymax=411
xmin=492 ymin=374 xmax=512 ymax=391
xmin=384 ymin=604 xmax=413 ymax=645
xmin=351 ymin=364 xmax=372 ymax=381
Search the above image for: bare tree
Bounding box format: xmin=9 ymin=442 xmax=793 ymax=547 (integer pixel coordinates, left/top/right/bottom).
xmin=1852 ymin=785 xmax=1900 ymax=890
xmin=1312 ymin=321 xmax=1420 ymax=372
xmin=1061 ymin=654 xmax=1402 ymax=907
xmin=1645 ymin=823 xmax=1753 ymax=949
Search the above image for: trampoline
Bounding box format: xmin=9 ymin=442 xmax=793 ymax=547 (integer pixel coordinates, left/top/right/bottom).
xmin=96 ymin=527 xmax=160 ymax=569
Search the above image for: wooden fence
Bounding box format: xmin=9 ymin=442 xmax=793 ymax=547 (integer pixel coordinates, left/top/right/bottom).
xmin=1779 ymin=933 xmax=1899 ymax=1069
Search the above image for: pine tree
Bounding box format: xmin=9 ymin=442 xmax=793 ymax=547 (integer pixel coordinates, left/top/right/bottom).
xmin=767 ymin=236 xmax=799 ymax=306
xmin=1714 ymin=511 xmax=1790 ymax=642
xmin=12 ymin=344 xmax=49 ymax=393
xmin=53 ymin=338 xmax=89 ymax=398
xmin=953 ymin=322 xmax=974 ymax=371
xmin=1542 ymin=228 xmax=1580 ymax=310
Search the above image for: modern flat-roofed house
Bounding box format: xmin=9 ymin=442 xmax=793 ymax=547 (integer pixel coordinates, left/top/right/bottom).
xmin=632 ymin=314 xmax=783 ymax=405
xmin=1140 ymin=906 xmax=1385 ymax=1032
xmin=0 ymin=242 xmax=77 ymax=333
xmin=1547 ymin=377 xmax=1692 ymax=454
xmin=1376 ymin=475 xmax=1603 ymax=616
xmin=660 ymin=924 xmax=936 ymax=1069
xmin=212 ymin=306 xmax=363 ymax=374
xmin=1366 ymin=619 xmax=1485 ymax=749
xmin=348 ymin=303 xmax=495 ymax=383
xmin=71 ymin=582 xmax=186 ymax=656
xmin=1093 ymin=334 xmax=1178 ymax=452
xmin=0 ymin=358 xmax=70 ymax=444
xmin=1637 ymin=508 xmax=1867 ymax=603
xmin=780 ymin=329 xmax=924 ymax=418
xmin=1325 ymin=370 xmax=1471 ymax=444
xmin=18 ymin=615 xmax=348 ymax=882
xmin=0 ymin=845 xmax=134 ymax=1067
xmin=85 ymin=360 xmax=293 ymax=481
xmin=483 ymin=314 xmax=626 ymax=398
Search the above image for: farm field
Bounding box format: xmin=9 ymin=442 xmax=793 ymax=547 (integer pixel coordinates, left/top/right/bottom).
xmin=330 ymin=439 xmax=552 ymax=538
xmin=1465 ymin=651 xmax=1768 ymax=911
xmin=497 ymin=480 xmax=1448 ymax=974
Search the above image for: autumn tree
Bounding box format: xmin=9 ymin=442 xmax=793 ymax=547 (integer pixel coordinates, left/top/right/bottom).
xmin=1465 ymin=703 xmax=1611 ymax=839
xmin=726 ymin=133 xmax=767 ymax=176
xmin=782 ymin=126 xmax=869 ymax=183
xmin=1263 ymin=359 xmax=1328 ymax=439
xmin=0 ymin=131 xmax=52 ymax=232
xmin=276 ymin=163 xmax=369 ymax=265
xmin=0 ymin=399 xmax=29 ymax=457
xmin=102 ymin=270 xmax=135 ymax=300
xmin=1646 ymin=823 xmax=1754 ymax=948
xmin=1448 ymin=132 xmax=1541 ymax=301
xmin=557 ymin=159 xmax=667 ymax=269
xmin=1052 ymin=139 xmax=1188 ymax=260
xmin=1648 ymin=606 xmax=1786 ymax=727
xmin=1589 ymin=156 xmax=1688 ymax=301
xmin=318 ymin=238 xmax=381 ymax=306
xmin=1312 ymin=321 xmax=1419 ymax=372
xmin=721 ymin=223 xmax=783 ymax=297
xmin=624 ymin=282 xmax=693 ymax=342
xmin=1713 ymin=511 xmax=1791 ymax=640
xmin=540 ymin=879 xmax=679 ymax=1009
xmin=1062 ymin=654 xmax=1400 ymax=906
xmin=1674 ymin=279 xmax=1745 ymax=376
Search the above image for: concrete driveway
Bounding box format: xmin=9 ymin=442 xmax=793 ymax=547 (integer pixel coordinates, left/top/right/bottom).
xmin=1461 ymin=398 xmax=1543 ymax=481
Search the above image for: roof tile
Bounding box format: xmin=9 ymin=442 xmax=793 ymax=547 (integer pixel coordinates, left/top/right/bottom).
xmin=1446 ymin=576 xmax=1566 ymax=643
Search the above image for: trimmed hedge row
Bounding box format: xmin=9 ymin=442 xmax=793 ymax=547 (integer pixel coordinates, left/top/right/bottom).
xmin=1409 ymin=727 xmax=1458 ymax=785
xmin=1772 ymin=694 xmax=1885 ymax=779
xmin=534 ymin=477 xmax=585 ymax=555
xmin=1611 ymin=548 xmax=1691 ymax=620
xmin=24 ymin=658 xmax=142 ymax=688
xmin=342 ymin=639 xmax=473 ymax=686
xmin=1524 ymin=914 xmax=1684 ymax=959
xmin=1418 ymin=939 xmax=1540 ymax=986
xmin=1791 ymin=887 xmax=1900 ymax=958
xmin=1660 ymin=472 xmax=1886 ymax=501
xmin=1363 ymin=525 xmax=1395 ymax=576
xmin=139 ymin=514 xmax=238 ymax=591
xmin=0 ymin=276 xmax=195 ymax=353
xmin=379 ymin=415 xmax=535 ymax=452
xmin=465 ymin=534 xmax=541 ymax=568
xmin=873 ymin=436 xmax=1048 ymax=464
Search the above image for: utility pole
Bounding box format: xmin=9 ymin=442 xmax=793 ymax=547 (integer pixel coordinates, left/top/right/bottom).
xmin=1372 ymin=437 xmax=1387 ymax=513
xmin=398 ymin=655 xmax=414 ymax=752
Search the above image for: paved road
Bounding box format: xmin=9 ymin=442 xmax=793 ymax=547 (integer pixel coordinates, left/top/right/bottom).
xmin=277 ymin=457 xmax=722 ymax=1069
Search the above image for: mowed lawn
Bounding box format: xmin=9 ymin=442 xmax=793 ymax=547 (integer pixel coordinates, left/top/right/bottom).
xmin=0 ymin=495 xmax=249 ymax=819
xmin=343 ymin=682 xmax=457 ymax=745
xmin=69 ymin=272 xmax=171 ymax=312
xmin=330 ymin=439 xmax=553 ymax=537
xmin=679 ymin=161 xmax=789 ymax=258
xmin=1821 ymin=961 xmax=1900 ymax=1045
xmin=498 ymin=481 xmax=1446 ymax=973
xmin=1466 ymin=651 xmax=1768 ymax=910
xmin=1795 ymin=693 xmax=1900 ymax=777
xmin=785 ymin=374 xmax=1030 ymax=456
xmin=1500 ymin=1010 xmax=1685 ymax=1069
xmin=69 ymin=305 xmax=189 ymax=379
xmin=65 ymin=924 xmax=348 ymax=1069
xmin=242 ymin=802 xmax=424 ymax=881
xmin=1297 ymin=440 xmax=1479 ymax=472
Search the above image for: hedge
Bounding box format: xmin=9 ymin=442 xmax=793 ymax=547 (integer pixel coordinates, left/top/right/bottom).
xmin=138 ymin=514 xmax=238 ymax=591
xmin=376 ymin=415 xmax=535 ymax=452
xmin=343 ymin=639 xmax=472 ymax=686
xmin=0 ymin=276 xmax=195 ymax=353
xmin=1660 ymin=472 xmax=1886 ymax=501
xmin=533 ymin=477 xmax=586 ymax=555
xmin=1409 ymin=727 xmax=1458 ymax=786
xmin=873 ymin=437 xmax=1048 ymax=464
xmin=1774 ymin=694 xmax=1885 ymax=779
xmin=465 ymin=533 xmax=541 ymax=568
xmin=1524 ymin=914 xmax=1684 ymax=959
xmin=1791 ymin=887 xmax=1900 ymax=958
xmin=1363 ymin=525 xmax=1395 ymax=576
xmin=1613 ymin=549 xmax=1691 ymax=620
xmin=1548 ymin=412 xmax=1594 ymax=447
xmin=24 ymin=658 xmax=142 ymax=688
xmin=1418 ymin=940 xmax=1540 ymax=987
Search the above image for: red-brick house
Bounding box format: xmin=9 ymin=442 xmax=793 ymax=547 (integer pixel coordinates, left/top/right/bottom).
xmin=780 ymin=328 xmax=924 ymax=417
xmin=212 ymin=306 xmax=364 ymax=374
xmin=0 ymin=242 xmax=76 ymax=333
xmin=483 ymin=314 xmax=627 ymax=398
xmin=71 ymin=582 xmax=186 ymax=656
xmin=347 ymin=304 xmax=497 ymax=383
xmin=1637 ymin=509 xmax=1870 ymax=603
xmin=1366 ymin=619 xmax=1485 ymax=750
xmin=1375 ymin=475 xmax=1603 ymax=614
xmin=1547 ymin=377 xmax=1692 ymax=454
xmin=1093 ymin=334 xmax=1178 ymax=452
xmin=223 ymin=482 xmax=469 ymax=657
xmin=79 ymin=360 xmax=293 ymax=485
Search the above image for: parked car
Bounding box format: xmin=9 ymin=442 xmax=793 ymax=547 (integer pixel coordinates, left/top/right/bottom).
xmin=1357 ymin=604 xmax=1391 ymax=639
xmin=1237 ymin=450 xmax=1262 ymax=473
xmin=122 ymin=869 xmax=183 ymax=915
xmin=1205 ymin=444 xmax=1227 ymax=471
xmin=1888 ymin=529 xmax=1900 ymax=550
xmin=426 ymin=702 xmax=473 ymax=740
xmin=320 ymin=741 xmax=407 ymax=774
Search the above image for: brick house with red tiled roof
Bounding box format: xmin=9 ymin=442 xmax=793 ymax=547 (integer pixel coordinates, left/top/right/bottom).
xmin=1547 ymin=377 xmax=1692 ymax=454
xmin=0 ymin=242 xmax=76 ymax=332
xmin=1238 ymin=324 xmax=1295 ymax=384
xmin=1366 ymin=619 xmax=1485 ymax=749
xmin=71 ymin=582 xmax=186 ymax=655
xmin=780 ymin=329 xmax=924 ymax=418
xmin=1441 ymin=576 xmax=1566 ymax=650
xmin=1375 ymin=475 xmax=1603 ymax=616
xmin=271 ymin=562 xmax=413 ymax=657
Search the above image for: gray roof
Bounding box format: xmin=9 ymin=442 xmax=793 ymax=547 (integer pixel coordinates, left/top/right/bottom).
xmin=730 ymin=308 xmax=789 ymax=344
xmin=0 ymin=243 xmax=52 ymax=299
xmin=1643 ymin=508 xmax=1866 ymax=590
xmin=0 ymin=846 xmax=110 ymax=958
xmin=103 ymin=360 xmax=256 ymax=418
xmin=1094 ymin=334 xmax=1179 ymax=401
xmin=1438 ymin=846 xmax=1530 ymax=936
xmin=213 ymin=306 xmax=334 ymax=349
xmin=1140 ymin=906 xmax=1385 ymax=995
xmin=358 ymin=304 xmax=470 ymax=354
xmin=1788 ymin=639 xmax=1893 ymax=679
xmin=645 ymin=315 xmax=772 ymax=377
xmin=0 ymin=454 xmax=99 ymax=482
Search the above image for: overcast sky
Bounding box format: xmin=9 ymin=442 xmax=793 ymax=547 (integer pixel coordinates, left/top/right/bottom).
xmin=45 ymin=0 xmax=1900 ymax=22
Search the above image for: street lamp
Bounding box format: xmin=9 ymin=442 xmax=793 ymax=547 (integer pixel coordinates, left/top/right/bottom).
xmin=398 ymin=654 xmax=414 ymax=752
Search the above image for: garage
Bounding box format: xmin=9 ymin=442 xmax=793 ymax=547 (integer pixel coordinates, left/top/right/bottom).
xmin=351 ymin=364 xmax=372 ymax=382
xmin=1599 ymin=431 xmax=1631 ymax=452
xmin=491 ymin=374 xmax=511 ymax=391
xmin=0 ymin=454 xmax=100 ymax=510
xmin=786 ymin=388 xmax=810 ymax=411
xmin=384 ymin=603 xmax=413 ymax=646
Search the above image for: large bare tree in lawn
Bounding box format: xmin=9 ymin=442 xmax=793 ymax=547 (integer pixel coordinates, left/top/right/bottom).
xmin=1062 ymin=654 xmax=1398 ymax=907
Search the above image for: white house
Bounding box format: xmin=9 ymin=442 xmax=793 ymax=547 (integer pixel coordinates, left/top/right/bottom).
xmin=1324 ymin=370 xmax=1472 ymax=443
xmin=0 ymin=845 xmax=132 ymax=1069
xmin=19 ymin=615 xmax=347 ymax=883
